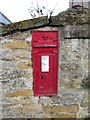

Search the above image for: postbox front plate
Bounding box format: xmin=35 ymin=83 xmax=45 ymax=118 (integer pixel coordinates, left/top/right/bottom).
xmin=32 ymin=31 xmax=58 ymax=96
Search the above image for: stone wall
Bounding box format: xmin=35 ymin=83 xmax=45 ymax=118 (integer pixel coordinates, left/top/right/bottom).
xmin=0 ymin=25 xmax=89 ymax=118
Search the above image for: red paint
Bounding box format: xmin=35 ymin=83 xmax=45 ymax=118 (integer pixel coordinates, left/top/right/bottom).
xmin=32 ymin=31 xmax=58 ymax=96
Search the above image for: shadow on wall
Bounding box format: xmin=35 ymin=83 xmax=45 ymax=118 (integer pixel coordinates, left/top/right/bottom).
xmin=82 ymin=75 xmax=90 ymax=89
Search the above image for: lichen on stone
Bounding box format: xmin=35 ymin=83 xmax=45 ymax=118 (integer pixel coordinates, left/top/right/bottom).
xmin=0 ymin=16 xmax=49 ymax=36
xmin=50 ymin=6 xmax=90 ymax=26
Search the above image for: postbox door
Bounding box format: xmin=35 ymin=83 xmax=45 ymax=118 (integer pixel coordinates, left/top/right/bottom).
xmin=34 ymin=53 xmax=57 ymax=96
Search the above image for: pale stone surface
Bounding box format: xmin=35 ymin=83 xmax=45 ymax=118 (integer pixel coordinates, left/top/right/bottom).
xmin=0 ymin=82 xmax=2 ymax=119
xmin=3 ymin=41 xmax=30 ymax=49
xmin=0 ymin=49 xmax=31 ymax=61
xmin=52 ymin=105 xmax=79 ymax=113
xmin=54 ymin=113 xmax=76 ymax=118
xmin=16 ymin=60 xmax=32 ymax=69
xmin=44 ymin=104 xmax=79 ymax=113
xmin=5 ymin=88 xmax=33 ymax=97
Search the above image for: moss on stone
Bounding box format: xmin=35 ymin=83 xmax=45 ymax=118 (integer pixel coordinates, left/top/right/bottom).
xmin=50 ymin=6 xmax=90 ymax=26
xmin=0 ymin=16 xmax=48 ymax=35
xmin=0 ymin=6 xmax=89 ymax=36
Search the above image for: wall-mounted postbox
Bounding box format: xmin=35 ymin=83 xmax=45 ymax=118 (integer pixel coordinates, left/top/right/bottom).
xmin=32 ymin=31 xmax=58 ymax=96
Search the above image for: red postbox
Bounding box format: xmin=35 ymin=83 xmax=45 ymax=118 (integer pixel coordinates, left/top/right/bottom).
xmin=32 ymin=31 xmax=58 ymax=96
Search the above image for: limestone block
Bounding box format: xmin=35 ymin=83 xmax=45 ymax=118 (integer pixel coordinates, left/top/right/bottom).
xmin=59 ymin=52 xmax=71 ymax=62
xmin=20 ymin=96 xmax=39 ymax=105
xmin=1 ymin=69 xmax=32 ymax=80
xmin=54 ymin=113 xmax=76 ymax=118
xmin=65 ymin=25 xmax=88 ymax=38
xmin=71 ymin=63 xmax=81 ymax=71
xmin=60 ymin=63 xmax=71 ymax=72
xmin=60 ymin=71 xmax=83 ymax=89
xmin=3 ymin=41 xmax=30 ymax=49
xmin=52 ymin=89 xmax=83 ymax=105
xmin=52 ymin=105 xmax=79 ymax=113
xmin=81 ymin=91 xmax=88 ymax=107
xmin=71 ymin=51 xmax=81 ymax=61
xmin=12 ymin=31 xmax=31 ymax=41
xmin=60 ymin=77 xmax=82 ymax=89
xmin=2 ymin=78 xmax=33 ymax=96
xmin=2 ymin=104 xmax=22 ymax=118
xmin=31 ymin=116 xmax=51 ymax=120
xmin=60 ymin=40 xmax=72 ymax=62
xmin=1 ymin=61 xmax=16 ymax=70
xmin=43 ymin=104 xmax=52 ymax=113
xmin=1 ymin=49 xmax=31 ymax=61
xmin=2 ymin=97 xmax=20 ymax=106
xmin=82 ymin=59 xmax=88 ymax=72
xmin=77 ymin=105 xmax=88 ymax=118
xmin=16 ymin=60 xmax=32 ymax=69
xmin=60 ymin=39 xmax=72 ymax=48
xmin=43 ymin=113 xmax=51 ymax=118
xmin=43 ymin=104 xmax=79 ymax=113
xmin=39 ymin=97 xmax=53 ymax=104
xmin=71 ymin=39 xmax=79 ymax=51
xmin=60 ymin=62 xmax=81 ymax=73
xmin=22 ymin=104 xmax=42 ymax=113
xmin=5 ymin=88 xmax=33 ymax=97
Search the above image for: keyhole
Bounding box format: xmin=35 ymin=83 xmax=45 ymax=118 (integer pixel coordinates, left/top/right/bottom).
xmin=41 ymin=75 xmax=43 ymax=79
xmin=40 ymin=75 xmax=46 ymax=79
xmin=40 ymin=75 xmax=43 ymax=79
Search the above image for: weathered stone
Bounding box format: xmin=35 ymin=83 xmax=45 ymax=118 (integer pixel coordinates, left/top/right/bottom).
xmin=82 ymin=75 xmax=90 ymax=88
xmin=2 ymin=97 xmax=20 ymax=106
xmin=12 ymin=31 xmax=31 ymax=40
xmin=60 ymin=52 xmax=71 ymax=62
xmin=44 ymin=104 xmax=79 ymax=113
xmin=22 ymin=104 xmax=42 ymax=113
xmin=1 ymin=61 xmax=16 ymax=70
xmin=60 ymin=40 xmax=72 ymax=52
xmin=39 ymin=97 xmax=52 ymax=104
xmin=20 ymin=96 xmax=39 ymax=105
xmin=54 ymin=113 xmax=76 ymax=118
xmin=5 ymin=89 xmax=33 ymax=97
xmin=2 ymin=79 xmax=33 ymax=96
xmin=60 ymin=78 xmax=82 ymax=89
xmin=52 ymin=105 xmax=79 ymax=113
xmin=0 ymin=69 xmax=31 ymax=80
xmin=3 ymin=41 xmax=30 ymax=49
xmin=81 ymin=91 xmax=88 ymax=107
xmin=2 ymin=104 xmax=22 ymax=118
xmin=60 ymin=63 xmax=71 ymax=72
xmin=0 ymin=49 xmax=31 ymax=61
xmin=43 ymin=104 xmax=52 ymax=113
xmin=82 ymin=59 xmax=88 ymax=71
xmin=31 ymin=118 xmax=51 ymax=120
xmin=77 ymin=105 xmax=88 ymax=118
xmin=65 ymin=25 xmax=88 ymax=38
xmin=0 ymin=104 xmax=2 ymax=119
xmin=51 ymin=89 xmax=83 ymax=105
xmin=71 ymin=52 xmax=81 ymax=61
xmin=60 ymin=62 xmax=80 ymax=72
xmin=50 ymin=6 xmax=89 ymax=26
xmin=43 ymin=113 xmax=51 ymax=118
xmin=16 ymin=61 xmax=32 ymax=69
